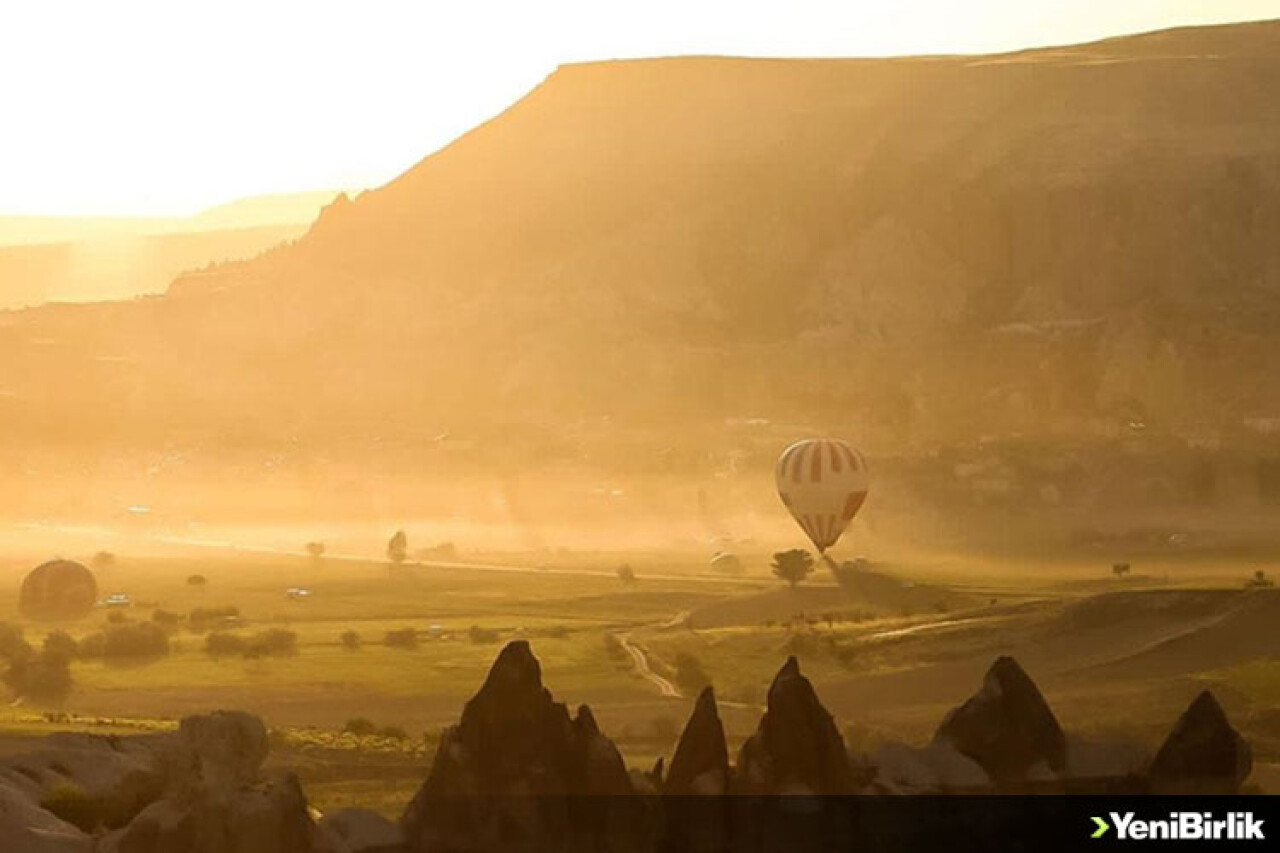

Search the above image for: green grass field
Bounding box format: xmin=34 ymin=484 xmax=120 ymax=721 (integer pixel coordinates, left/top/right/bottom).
xmin=0 ymin=543 xmax=1277 ymax=803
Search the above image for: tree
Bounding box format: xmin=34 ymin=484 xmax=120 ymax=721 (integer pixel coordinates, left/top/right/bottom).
xmin=91 ymin=551 xmax=116 ymax=571
xmin=1112 ymin=562 xmax=1131 ymax=579
xmin=771 ymin=549 xmax=815 ymax=589
xmin=1 ymin=626 xmax=72 ymax=703
xmin=187 ymin=574 xmax=208 ymax=588
xmin=616 ymin=563 xmax=636 ymax=585
xmin=387 ymin=531 xmax=408 ymax=565
xmin=384 ymin=628 xmax=418 ymax=649
xmin=17 ymin=655 xmax=72 ymax=703
xmin=344 ymin=717 xmax=377 ymax=737
xmin=1246 ymin=569 xmax=1274 ymax=589
xmin=340 ymin=630 xmax=361 ymax=650
xmin=306 ymin=541 xmax=326 ymax=562
xmin=42 ymin=631 xmax=77 ymax=665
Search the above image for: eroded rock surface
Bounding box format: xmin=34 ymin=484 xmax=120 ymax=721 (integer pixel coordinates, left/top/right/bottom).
xmin=1149 ymin=690 xmax=1252 ymax=794
xmin=933 ymin=656 xmax=1066 ymax=785
xmin=401 ymin=640 xmax=642 ymax=853
xmin=664 ymin=687 xmax=729 ymax=796
xmin=735 ymin=657 xmax=853 ymax=794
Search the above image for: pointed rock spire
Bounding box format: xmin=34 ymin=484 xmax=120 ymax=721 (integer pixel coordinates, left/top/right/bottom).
xmin=403 ymin=642 xmax=634 ymax=852
xmin=574 ymin=703 xmax=600 ymax=736
xmin=933 ymin=656 xmax=1066 ymax=785
xmin=665 ymin=687 xmax=730 ymax=795
xmin=1149 ymin=690 xmax=1252 ymax=793
xmin=574 ymin=703 xmax=631 ymax=795
xmin=735 ymin=656 xmax=853 ymax=793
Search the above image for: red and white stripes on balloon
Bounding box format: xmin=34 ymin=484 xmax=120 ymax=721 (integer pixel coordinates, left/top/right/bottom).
xmin=775 ymin=438 xmax=869 ymax=553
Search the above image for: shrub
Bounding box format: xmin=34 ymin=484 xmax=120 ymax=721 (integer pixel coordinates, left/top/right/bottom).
xmin=76 ymin=633 xmax=106 ymax=659
xmin=616 ymin=563 xmax=636 ymax=584
xmin=42 ymin=631 xmax=78 ymax=665
xmin=186 ymin=574 xmax=207 ymax=587
xmin=11 ymin=654 xmax=73 ymax=702
xmin=467 ymin=625 xmax=500 ymax=644
xmin=101 ymin=621 xmax=170 ymax=661
xmin=188 ymin=606 xmax=240 ymax=633
xmin=673 ymin=652 xmax=711 ymax=695
xmin=1246 ymin=570 xmax=1275 ymax=589
xmin=40 ymin=782 xmax=104 ymax=832
xmin=340 ymin=630 xmax=361 ymax=650
xmin=205 ymin=628 xmax=296 ymax=659
xmin=0 ymin=623 xmax=31 ymax=660
xmin=384 ymin=628 xmax=418 ymax=649
xmin=151 ymin=610 xmax=182 ymax=632
xmin=205 ymin=632 xmax=247 ymax=658
xmin=377 ymin=725 xmax=408 ymax=741
xmin=245 ymin=629 xmax=297 ymax=658
xmin=343 ymin=717 xmax=377 ymax=737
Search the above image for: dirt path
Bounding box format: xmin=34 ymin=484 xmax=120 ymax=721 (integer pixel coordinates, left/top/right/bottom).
xmin=618 ymin=634 xmax=681 ymax=699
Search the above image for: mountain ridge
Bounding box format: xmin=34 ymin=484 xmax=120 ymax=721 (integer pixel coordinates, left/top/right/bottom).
xmin=3 ymin=19 xmax=1280 ymax=452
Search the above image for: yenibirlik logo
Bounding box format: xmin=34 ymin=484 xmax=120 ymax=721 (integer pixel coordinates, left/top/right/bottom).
xmin=1091 ymin=812 xmax=1265 ymax=841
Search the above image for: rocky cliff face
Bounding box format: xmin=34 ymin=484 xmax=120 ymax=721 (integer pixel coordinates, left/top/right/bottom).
xmin=0 ymin=643 xmax=1256 ymax=852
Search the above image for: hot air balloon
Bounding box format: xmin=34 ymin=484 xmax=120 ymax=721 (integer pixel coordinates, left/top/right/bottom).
xmin=775 ymin=438 xmax=869 ymax=554
xmin=19 ymin=559 xmax=98 ymax=620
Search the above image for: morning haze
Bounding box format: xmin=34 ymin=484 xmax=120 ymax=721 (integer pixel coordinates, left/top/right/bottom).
xmin=0 ymin=10 xmax=1276 ymax=850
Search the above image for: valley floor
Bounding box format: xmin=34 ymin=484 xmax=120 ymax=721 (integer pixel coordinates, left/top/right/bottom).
xmin=1 ymin=538 xmax=1277 ymax=803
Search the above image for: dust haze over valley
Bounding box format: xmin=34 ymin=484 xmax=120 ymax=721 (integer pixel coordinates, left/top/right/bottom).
xmin=2 ymin=16 xmax=1280 ymax=829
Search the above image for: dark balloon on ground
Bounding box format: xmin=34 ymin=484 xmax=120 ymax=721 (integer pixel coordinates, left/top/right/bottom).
xmin=19 ymin=559 xmax=98 ymax=620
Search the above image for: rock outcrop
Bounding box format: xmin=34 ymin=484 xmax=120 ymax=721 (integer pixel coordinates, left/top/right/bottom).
xmin=932 ymin=656 xmax=1066 ymax=786
xmin=100 ymin=710 xmax=317 ymax=853
xmin=735 ymin=657 xmax=853 ymax=794
xmin=317 ymin=808 xmax=405 ymax=853
xmin=0 ymin=732 xmax=171 ymax=831
xmin=572 ymin=704 xmax=632 ymax=796
xmin=870 ymin=741 xmax=989 ymax=794
xmin=1148 ymin=690 xmax=1253 ymax=794
xmin=0 ymin=645 xmax=1262 ymax=851
xmin=400 ymin=640 xmax=642 ymax=853
xmin=659 ymin=687 xmax=735 ymax=853
xmin=663 ymin=687 xmax=729 ymax=796
xmin=0 ymin=777 xmax=91 ymax=853
xmin=178 ymin=711 xmax=271 ymax=790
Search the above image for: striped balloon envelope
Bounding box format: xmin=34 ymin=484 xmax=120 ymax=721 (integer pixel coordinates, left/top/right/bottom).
xmin=775 ymin=438 xmax=869 ymax=553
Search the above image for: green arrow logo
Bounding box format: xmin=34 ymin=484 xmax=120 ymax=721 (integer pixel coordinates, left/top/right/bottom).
xmin=1091 ymin=816 xmax=1110 ymax=839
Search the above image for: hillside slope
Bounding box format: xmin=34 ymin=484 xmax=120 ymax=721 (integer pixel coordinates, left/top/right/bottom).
xmin=3 ymin=22 xmax=1280 ymax=450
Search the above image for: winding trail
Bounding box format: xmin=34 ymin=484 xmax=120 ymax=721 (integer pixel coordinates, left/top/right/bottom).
xmin=618 ymin=634 xmax=681 ymax=699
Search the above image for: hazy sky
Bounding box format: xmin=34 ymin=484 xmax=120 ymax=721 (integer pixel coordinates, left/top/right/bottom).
xmin=4 ymin=0 xmax=1279 ymax=217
